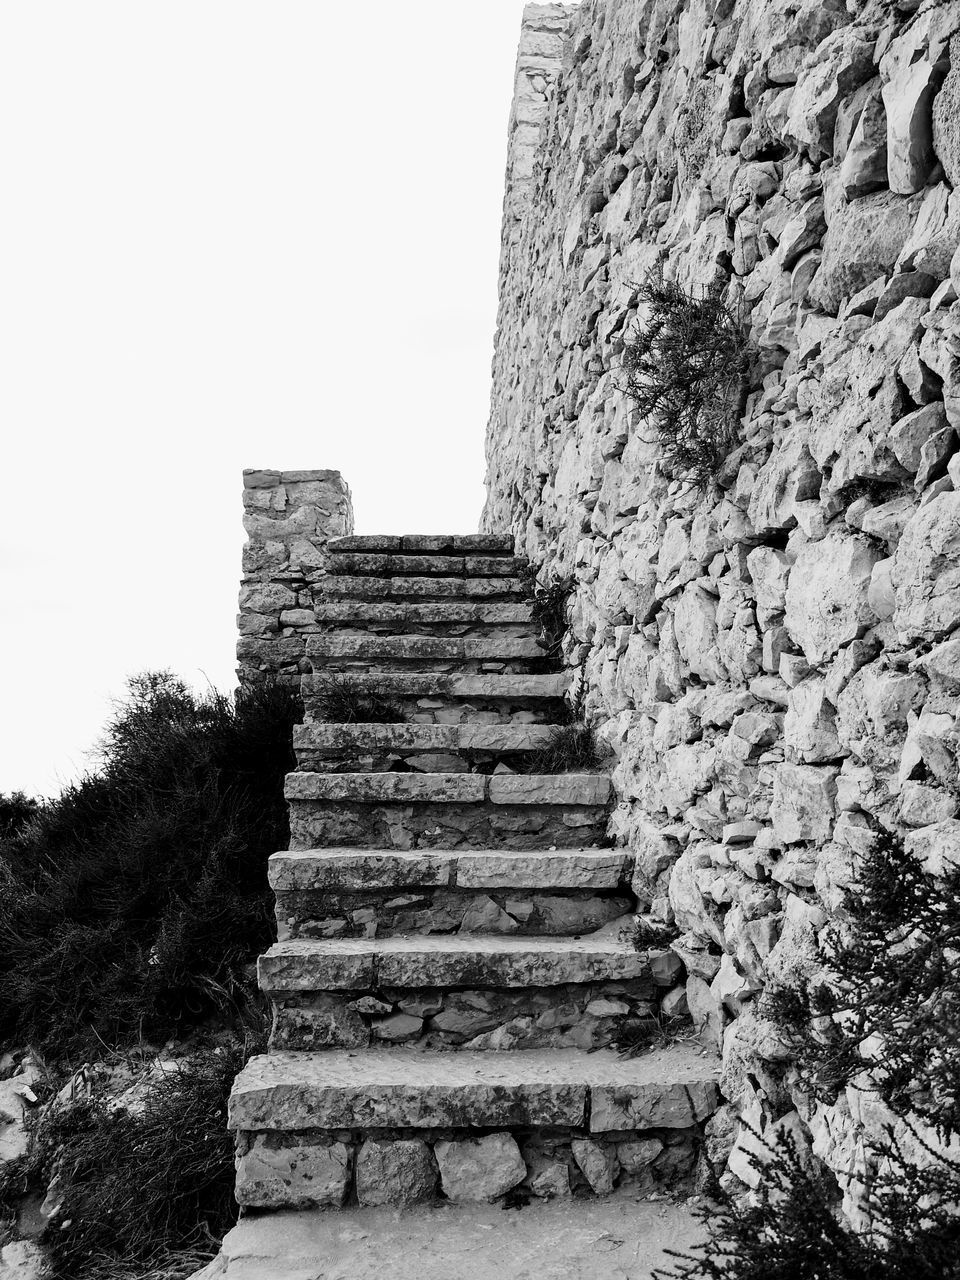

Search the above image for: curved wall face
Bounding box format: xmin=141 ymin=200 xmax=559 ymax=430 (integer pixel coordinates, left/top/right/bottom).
xmin=485 ymin=0 xmax=960 ymax=1204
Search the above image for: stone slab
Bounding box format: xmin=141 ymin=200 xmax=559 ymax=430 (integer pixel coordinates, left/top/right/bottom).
xmin=269 ymin=849 xmax=456 ymax=891
xmin=454 ymin=849 xmax=629 ymax=889
xmin=294 ymin=722 xmax=559 ymax=755
xmin=489 ymin=774 xmax=612 ymax=806
xmin=326 ymin=536 xmax=403 ymax=553
xmin=327 ymin=555 xmax=527 ymax=578
xmin=306 ymin=636 xmax=543 ymax=661
xmin=302 ymin=672 xmax=567 ymax=701
xmin=258 ymin=931 xmax=646 ymax=992
xmin=284 ymin=773 xmax=486 ymax=803
xmin=268 ymin=847 xmax=629 ymax=892
xmin=456 ymin=724 xmax=555 ymax=751
xmin=228 ymin=1045 xmax=718 ymax=1134
xmin=319 ymin=577 xmax=528 ymax=599
xmin=327 ymin=534 xmax=515 ymax=555
xmin=311 ymin=601 xmax=534 ymax=625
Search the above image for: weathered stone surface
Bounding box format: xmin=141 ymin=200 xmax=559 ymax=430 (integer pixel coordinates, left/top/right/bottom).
xmin=355 ymin=1139 xmax=436 ymax=1206
xmin=455 ymin=849 xmax=628 ymax=890
xmin=306 ymin=635 xmax=542 ymax=662
xmin=435 ymin=1134 xmax=526 ymax=1203
xmin=905 ymin=820 xmax=960 ymax=877
xmin=784 ymin=532 xmax=881 ymax=665
xmin=893 ymin=492 xmax=960 ymax=640
xmin=269 ymin=848 xmax=454 ymax=891
xmin=770 ymin=764 xmax=838 ymax=846
xmin=808 ymin=190 xmax=923 ymax=314
xmin=285 ymin=772 xmax=486 ymax=804
xmin=933 ymin=34 xmax=960 ymax=186
xmin=259 ymin=934 xmax=648 ymax=992
xmin=488 ymin=774 xmax=611 ymax=806
xmin=235 ymin=1134 xmax=350 ymax=1208
xmin=571 ymin=1138 xmax=617 ymax=1194
xmin=840 ymin=84 xmax=887 ymax=199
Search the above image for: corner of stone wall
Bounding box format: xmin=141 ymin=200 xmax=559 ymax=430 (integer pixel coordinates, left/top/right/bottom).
xmin=237 ymin=469 xmax=353 ymax=684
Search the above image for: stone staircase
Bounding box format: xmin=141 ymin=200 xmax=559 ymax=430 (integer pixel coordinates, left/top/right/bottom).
xmin=229 ymin=534 xmax=718 ymax=1209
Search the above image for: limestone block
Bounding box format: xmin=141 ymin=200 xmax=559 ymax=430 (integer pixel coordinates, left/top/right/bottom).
xmin=786 ymin=29 xmax=875 ymax=159
xmin=867 ymin=557 xmax=896 ymax=621
xmin=435 ymin=1133 xmax=526 ymax=1203
xmin=916 ymin=636 xmax=960 ymax=691
xmin=836 ymin=663 xmax=924 ymax=773
xmin=235 ymin=1135 xmax=350 ymax=1208
xmin=571 ymin=1138 xmax=618 ymax=1194
xmin=808 ymin=189 xmax=924 ymax=315
xmin=488 ymin=774 xmax=611 ymax=806
xmin=905 ymin=820 xmax=960 ymax=877
xmin=784 ymin=531 xmax=881 ymax=665
xmin=617 ymin=1137 xmax=664 ymax=1174
xmin=674 ymin=584 xmax=726 ymax=682
xmin=882 ymin=52 xmax=948 ymax=194
xmin=840 ymin=84 xmax=887 ymax=199
xmin=747 ymin=547 xmax=792 ymax=627
xmin=770 ymin=763 xmax=838 ymax=845
xmin=748 ymin=435 xmax=821 ymax=533
xmin=900 ymin=781 xmax=959 ymax=827
xmin=355 ymin=1139 xmax=436 ymax=1207
xmin=893 ymin=491 xmax=960 ymax=640
xmin=933 ymin=34 xmax=960 ymax=186
xmin=784 ymin=677 xmax=842 ymax=763
xmin=526 ymin=1153 xmax=571 ymax=1198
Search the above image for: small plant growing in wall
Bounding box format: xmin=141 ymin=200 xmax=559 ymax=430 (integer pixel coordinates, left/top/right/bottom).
xmin=311 ymin=673 xmax=404 ymax=724
xmin=620 ymin=274 xmax=751 ymax=487
xmin=521 ymin=566 xmax=575 ymax=657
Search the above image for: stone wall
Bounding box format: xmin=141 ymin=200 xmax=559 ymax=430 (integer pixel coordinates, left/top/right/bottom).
xmin=484 ymin=0 xmax=960 ymax=1208
xmin=238 ymin=469 xmax=354 ymax=684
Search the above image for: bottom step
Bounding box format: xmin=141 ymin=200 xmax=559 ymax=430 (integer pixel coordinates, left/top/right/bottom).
xmin=229 ymin=1045 xmax=719 ymax=1209
xmin=208 ymin=1193 xmax=705 ymax=1280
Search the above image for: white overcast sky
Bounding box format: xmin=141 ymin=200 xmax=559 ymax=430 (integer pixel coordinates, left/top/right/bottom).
xmin=1 ymin=0 xmax=541 ymax=797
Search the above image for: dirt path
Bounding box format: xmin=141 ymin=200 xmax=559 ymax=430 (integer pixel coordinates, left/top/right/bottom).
xmin=210 ymin=1192 xmax=707 ymax=1280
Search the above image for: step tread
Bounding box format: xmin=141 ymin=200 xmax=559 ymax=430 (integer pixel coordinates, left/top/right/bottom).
xmin=228 ymin=1044 xmax=720 ymax=1133
xmin=293 ymin=722 xmax=557 ymax=754
xmin=269 ymin=847 xmax=630 ymax=891
xmin=328 ymin=534 xmax=514 ymax=555
xmin=304 ymin=673 xmax=567 ymax=698
xmin=306 ymin=636 xmax=544 ymax=661
xmin=284 ymin=772 xmax=611 ymax=806
xmin=311 ymin=602 xmax=534 ymax=624
xmin=257 ymin=927 xmax=649 ymax=991
xmin=327 ymin=554 xmax=528 ymax=578
xmin=320 ymin=577 xmax=528 ymax=599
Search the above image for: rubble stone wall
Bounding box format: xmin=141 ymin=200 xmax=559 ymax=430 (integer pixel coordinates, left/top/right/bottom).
xmin=238 ymin=469 xmax=354 ymax=684
xmin=484 ymin=0 xmax=960 ymax=1206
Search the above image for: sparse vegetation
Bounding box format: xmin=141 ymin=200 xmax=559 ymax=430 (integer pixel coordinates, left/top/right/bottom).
xmin=521 ymin=567 xmax=574 ymax=656
xmin=1 ymin=1036 xmax=258 ymax=1280
xmin=611 ymin=1009 xmax=689 ymax=1059
xmin=620 ymin=274 xmax=750 ymax=487
xmin=761 ymin=827 xmax=960 ymax=1139
xmin=0 ymin=790 xmax=39 ymax=839
xmin=529 ymin=721 xmax=604 ymax=773
xmin=656 ymin=1123 xmax=960 ymax=1280
xmin=0 ymin=672 xmax=299 ymax=1061
xmin=311 ymin=673 xmax=404 ymax=723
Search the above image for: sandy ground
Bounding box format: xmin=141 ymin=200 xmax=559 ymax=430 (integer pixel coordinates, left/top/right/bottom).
xmin=208 ymin=1192 xmax=707 ymax=1280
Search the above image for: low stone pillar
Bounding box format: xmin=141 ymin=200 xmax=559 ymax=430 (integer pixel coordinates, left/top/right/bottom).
xmin=237 ymin=469 xmax=353 ymax=684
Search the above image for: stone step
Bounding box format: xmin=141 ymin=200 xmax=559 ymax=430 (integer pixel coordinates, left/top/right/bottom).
xmin=328 ymin=534 xmax=515 ymax=555
xmin=306 ymin=636 xmax=545 ymax=665
xmin=258 ymin=930 xmax=652 ymax=993
xmin=270 ymin=847 xmax=631 ymax=892
xmin=303 ymin=672 xmax=567 ymax=703
xmin=230 ymin=1045 xmax=719 ymax=1211
xmin=320 ymin=576 xmax=528 ymax=600
xmin=232 ymin=1043 xmax=718 ymax=1133
xmin=327 ymin=554 xmax=528 ymax=579
xmin=311 ymin=600 xmax=534 ymax=627
xmin=284 ymin=773 xmax=611 ymax=807
xmin=293 ymin=721 xmax=558 ymax=769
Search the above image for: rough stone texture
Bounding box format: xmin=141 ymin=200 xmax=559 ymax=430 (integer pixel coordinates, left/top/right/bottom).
xmin=238 ymin=470 xmax=353 ymax=683
xmin=355 ymin=1138 xmax=436 ymax=1207
xmin=480 ymin=0 xmax=960 ymax=1224
xmin=235 ymin=1133 xmax=351 ymax=1209
xmin=435 ymin=1134 xmax=527 ymax=1203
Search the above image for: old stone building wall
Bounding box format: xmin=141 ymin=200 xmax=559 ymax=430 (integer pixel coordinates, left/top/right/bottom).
xmin=238 ymin=469 xmax=354 ymax=683
xmin=484 ymin=0 xmax=960 ymax=1207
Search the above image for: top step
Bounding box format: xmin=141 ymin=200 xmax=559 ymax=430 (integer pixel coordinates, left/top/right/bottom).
xmin=329 ymin=535 xmax=514 ymax=555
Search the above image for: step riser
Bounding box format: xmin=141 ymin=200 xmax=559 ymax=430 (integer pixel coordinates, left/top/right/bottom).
xmin=234 ymin=1124 xmax=703 ymax=1210
xmin=328 ymin=535 xmax=515 ymax=555
xmin=293 ymin=722 xmax=561 ymax=774
xmin=275 ymin=887 xmax=633 ymax=941
xmin=289 ymin=803 xmax=610 ymax=852
xmin=268 ymin=977 xmax=675 ymax=1053
xmin=284 ymin=773 xmax=611 ymax=807
xmin=302 ymin=698 xmax=564 ymax=726
xmin=308 ymin=657 xmax=549 ymax=676
xmin=312 ymin=602 xmax=534 ymax=628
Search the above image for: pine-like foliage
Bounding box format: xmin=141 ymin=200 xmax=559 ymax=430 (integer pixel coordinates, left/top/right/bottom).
xmin=620 ymin=276 xmax=750 ymax=486
xmin=657 ymin=1125 xmax=960 ymax=1280
xmin=763 ymin=828 xmax=960 ymax=1140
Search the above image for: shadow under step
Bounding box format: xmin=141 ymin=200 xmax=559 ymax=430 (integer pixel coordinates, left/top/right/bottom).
xmin=319 ymin=576 xmax=528 ymax=601
xmin=328 ymin=535 xmax=514 ymax=555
